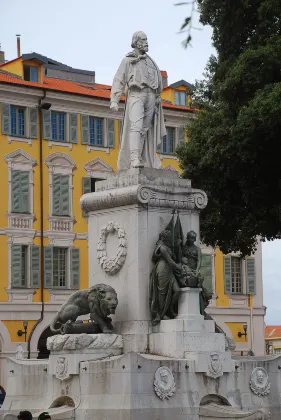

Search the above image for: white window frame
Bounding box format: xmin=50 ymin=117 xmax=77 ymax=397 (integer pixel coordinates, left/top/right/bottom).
xmin=45 ymin=152 xmax=76 ymax=247
xmin=4 ymin=149 xmax=36 ymax=233
xmin=52 ymin=246 xmax=70 ymax=289
xmin=6 ymin=238 xmax=36 ymax=302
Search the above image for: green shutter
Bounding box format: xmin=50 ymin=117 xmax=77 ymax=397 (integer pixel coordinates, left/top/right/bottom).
xmin=30 ymin=245 xmax=40 ymax=288
xmin=201 ymin=254 xmax=213 ymax=293
xmin=82 ymin=177 xmax=91 ymax=195
xmin=11 ymin=244 xmax=22 ymax=288
xmin=107 ymin=119 xmax=115 ymax=148
xmin=70 ymin=247 xmax=80 ymax=289
xmin=29 ymin=108 xmax=38 ymax=138
xmin=81 ymin=115 xmax=89 ymax=144
xmin=52 ymin=174 xmax=61 ymax=215
xmin=178 ymin=126 xmax=185 ymax=145
xmin=60 ymin=175 xmax=70 ymax=216
xmin=82 ymin=177 xmax=91 ymax=217
xmin=44 ymin=246 xmax=53 ymax=287
xmin=42 ymin=109 xmax=51 ymax=140
xmin=69 ymin=113 xmax=78 ymax=144
xmin=119 ymin=120 xmax=123 ymax=147
xmin=52 ymin=174 xmax=69 ymax=216
xmin=11 ymin=170 xmax=21 ymax=212
xmin=246 ymin=257 xmax=256 ymax=295
xmin=20 ymin=171 xmax=30 ymax=213
xmin=224 ymin=256 xmax=232 ymax=294
xmin=2 ymin=103 xmax=10 ymax=135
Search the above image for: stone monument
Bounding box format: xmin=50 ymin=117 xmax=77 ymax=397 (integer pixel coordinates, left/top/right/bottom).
xmin=1 ymin=31 xmax=275 ymax=420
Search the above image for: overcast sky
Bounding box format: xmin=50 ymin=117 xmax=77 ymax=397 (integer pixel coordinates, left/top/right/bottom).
xmin=1 ymin=0 xmax=280 ymax=325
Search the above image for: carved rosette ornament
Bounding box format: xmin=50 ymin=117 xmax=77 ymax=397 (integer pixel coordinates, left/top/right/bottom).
xmin=249 ymin=367 xmax=271 ymax=396
xmin=97 ymin=221 xmax=127 ymax=275
xmin=55 ymin=356 xmax=69 ymax=381
xmin=205 ymin=352 xmax=223 ymax=379
xmin=154 ymin=367 xmax=176 ymax=400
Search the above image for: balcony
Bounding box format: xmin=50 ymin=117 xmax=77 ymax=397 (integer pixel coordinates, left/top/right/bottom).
xmin=49 ymin=216 xmax=75 ymax=232
xmin=8 ymin=213 xmax=34 ymax=230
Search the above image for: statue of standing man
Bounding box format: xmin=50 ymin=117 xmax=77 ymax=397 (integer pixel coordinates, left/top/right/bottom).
xmin=110 ymin=31 xmax=166 ymax=170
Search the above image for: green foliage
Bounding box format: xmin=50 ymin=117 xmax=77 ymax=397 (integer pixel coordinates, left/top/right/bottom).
xmin=177 ymin=0 xmax=281 ymax=255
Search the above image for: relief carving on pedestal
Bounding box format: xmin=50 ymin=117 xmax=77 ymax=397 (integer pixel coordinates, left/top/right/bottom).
xmin=97 ymin=221 xmax=127 ymax=275
xmin=154 ymin=366 xmax=176 ymax=400
xmin=55 ymin=356 xmax=69 ymax=381
xmin=205 ymin=352 xmax=223 ymax=379
xmin=249 ymin=367 xmax=271 ymax=396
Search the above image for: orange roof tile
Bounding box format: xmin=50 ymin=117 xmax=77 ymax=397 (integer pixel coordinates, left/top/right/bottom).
xmin=265 ymin=325 xmax=281 ymax=339
xmin=0 ymin=72 xmax=194 ymax=112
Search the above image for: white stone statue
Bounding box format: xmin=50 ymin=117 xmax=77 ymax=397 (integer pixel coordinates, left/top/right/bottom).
xmin=110 ymin=31 xmax=166 ymax=170
xmin=15 ymin=344 xmax=24 ymax=360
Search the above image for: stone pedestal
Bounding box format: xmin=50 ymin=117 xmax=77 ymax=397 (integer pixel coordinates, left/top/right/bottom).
xmin=80 ymin=168 xmax=207 ymax=353
xmin=47 ymin=333 xmax=123 ymax=376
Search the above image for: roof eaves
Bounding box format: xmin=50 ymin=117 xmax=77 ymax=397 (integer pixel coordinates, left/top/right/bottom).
xmin=0 ymin=69 xmax=23 ymax=79
xmin=169 ymin=79 xmax=195 ymax=90
xmin=45 ymin=63 xmax=95 ymax=76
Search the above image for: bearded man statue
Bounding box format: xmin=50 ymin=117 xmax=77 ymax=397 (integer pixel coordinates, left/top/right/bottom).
xmin=110 ymin=31 xmax=166 ymax=169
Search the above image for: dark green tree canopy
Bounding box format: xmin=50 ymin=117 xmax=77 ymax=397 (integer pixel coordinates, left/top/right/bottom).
xmin=177 ymin=0 xmax=281 ymax=255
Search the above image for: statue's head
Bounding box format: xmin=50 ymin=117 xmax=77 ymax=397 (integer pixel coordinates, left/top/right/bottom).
xmin=131 ymin=31 xmax=148 ymax=53
xmin=159 ymin=230 xmax=172 ymax=247
xmin=186 ymin=230 xmax=197 ymax=245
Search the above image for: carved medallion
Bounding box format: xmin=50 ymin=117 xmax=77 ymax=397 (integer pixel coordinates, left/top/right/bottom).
xmin=205 ymin=352 xmax=223 ymax=379
xmin=55 ymin=356 xmax=69 ymax=381
xmin=250 ymin=367 xmax=270 ymax=396
xmin=154 ymin=366 xmax=176 ymax=400
xmin=97 ymin=221 xmax=127 ymax=275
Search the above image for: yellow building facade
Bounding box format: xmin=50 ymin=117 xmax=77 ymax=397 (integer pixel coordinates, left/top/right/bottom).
xmin=0 ymin=52 xmax=265 ymax=389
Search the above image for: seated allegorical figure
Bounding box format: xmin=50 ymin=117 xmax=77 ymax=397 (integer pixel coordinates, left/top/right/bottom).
xmin=180 ymin=230 xmax=203 ymax=288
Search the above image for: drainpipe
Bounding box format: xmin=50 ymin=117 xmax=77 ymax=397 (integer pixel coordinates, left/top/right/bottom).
xmin=27 ymin=91 xmax=51 ymax=358
xmin=249 ymin=294 xmax=254 ymax=353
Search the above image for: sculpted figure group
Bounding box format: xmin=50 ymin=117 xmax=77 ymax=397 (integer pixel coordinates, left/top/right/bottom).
xmin=149 ymin=213 xmax=212 ymax=326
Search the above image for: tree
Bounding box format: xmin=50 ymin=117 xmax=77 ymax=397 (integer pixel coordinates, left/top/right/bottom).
xmin=177 ymin=0 xmax=281 ymax=256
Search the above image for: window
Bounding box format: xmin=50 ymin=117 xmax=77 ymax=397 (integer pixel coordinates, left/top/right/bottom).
xmin=274 ymin=348 xmax=281 ymax=354
xmin=201 ymin=254 xmax=213 ymax=293
xmin=231 ymin=257 xmax=242 ymax=293
xmin=10 ymin=106 xmax=25 ymax=137
xmin=44 ymin=246 xmax=80 ymax=289
xmin=162 ymin=127 xmax=175 ymax=154
xmin=224 ymin=256 xmax=256 ymax=295
xmin=52 ymin=174 xmax=70 ymax=216
xmin=23 ymin=65 xmax=39 ymax=82
xmin=89 ymin=117 xmax=103 ymax=146
xmin=53 ymin=247 xmax=67 ymax=288
xmin=11 ymin=244 xmax=40 ymax=288
xmin=82 ymin=177 xmax=103 ymax=216
xmin=11 ymin=170 xmax=30 ymax=213
xmin=175 ymin=91 xmax=186 ymax=106
xmin=51 ymin=111 xmax=65 ymax=142
xmin=81 ymin=115 xmax=116 ymax=147
xmin=2 ymin=104 xmax=38 ymax=139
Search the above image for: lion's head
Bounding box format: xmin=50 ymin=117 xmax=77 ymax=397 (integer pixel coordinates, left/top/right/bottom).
xmin=88 ymin=284 xmax=118 ymax=318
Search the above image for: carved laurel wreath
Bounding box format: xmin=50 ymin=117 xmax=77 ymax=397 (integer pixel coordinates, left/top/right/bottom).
xmin=97 ymin=221 xmax=127 ymax=275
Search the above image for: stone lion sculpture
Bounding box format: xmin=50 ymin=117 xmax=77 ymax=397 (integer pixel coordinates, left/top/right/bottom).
xmin=50 ymin=284 xmax=118 ymax=335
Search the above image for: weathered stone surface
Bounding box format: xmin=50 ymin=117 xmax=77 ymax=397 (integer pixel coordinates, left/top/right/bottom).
xmin=47 ymin=333 xmax=122 ymax=351
xmin=2 ymin=352 xmax=275 ymax=420
xmin=199 ymin=403 xmax=270 ymax=419
xmin=80 ymin=168 xmax=207 ymax=212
